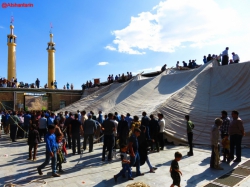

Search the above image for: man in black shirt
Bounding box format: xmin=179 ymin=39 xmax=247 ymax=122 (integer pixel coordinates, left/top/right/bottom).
xmin=149 ymin=114 xmax=160 ymax=152
xmin=101 ymin=113 xmax=115 ymax=161
xmin=69 ymin=114 xmax=83 ymax=155
xmin=64 ymin=113 xmax=73 ymax=149
xmin=129 ymin=128 xmax=144 ymax=177
xmin=141 ymin=112 xmax=150 ymax=140
xmin=117 ymin=115 xmax=129 ymax=147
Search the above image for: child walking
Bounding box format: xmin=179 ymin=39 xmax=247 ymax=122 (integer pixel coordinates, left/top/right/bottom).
xmin=37 ymin=125 xmax=60 ymax=177
xmin=170 ymin=152 xmax=182 ymax=187
xmin=27 ymin=124 xmax=40 ymax=161
xmin=114 ymin=145 xmax=133 ymax=182
xmin=221 ymin=133 xmax=230 ymax=163
xmin=56 ymin=133 xmax=65 ymax=173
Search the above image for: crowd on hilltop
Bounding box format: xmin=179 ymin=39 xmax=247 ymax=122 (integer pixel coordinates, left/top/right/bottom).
xmin=162 ymin=47 xmax=241 ymax=72
xmin=79 ymin=72 xmax=133 ymax=90
xmin=0 ymin=108 xmax=246 ymax=186
xmin=108 ymin=72 xmax=133 ymax=84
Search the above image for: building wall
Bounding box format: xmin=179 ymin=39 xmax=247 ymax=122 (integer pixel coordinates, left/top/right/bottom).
xmin=51 ymin=93 xmax=81 ymax=111
xmin=0 ymin=92 xmax=13 ymax=101
xmin=0 ymin=90 xmax=82 ymax=111
xmin=0 ymin=92 xmax=14 ymax=110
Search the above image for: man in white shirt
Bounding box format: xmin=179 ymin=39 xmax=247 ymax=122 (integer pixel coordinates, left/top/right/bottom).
xmin=232 ymin=52 xmax=240 ymax=63
xmin=221 ymin=47 xmax=229 ymax=65
xmin=158 ymin=113 xmax=165 ymax=150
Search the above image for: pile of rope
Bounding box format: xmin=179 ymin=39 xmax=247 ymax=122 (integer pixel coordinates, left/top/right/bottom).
xmin=126 ymin=182 xmax=150 ymax=187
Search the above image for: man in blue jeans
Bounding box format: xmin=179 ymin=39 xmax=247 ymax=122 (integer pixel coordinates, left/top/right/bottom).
xmin=37 ymin=125 xmax=60 ymax=177
xmin=129 ymin=128 xmax=144 ymax=177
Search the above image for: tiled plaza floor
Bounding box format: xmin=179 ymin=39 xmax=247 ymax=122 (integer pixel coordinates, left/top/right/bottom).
xmin=0 ymin=132 xmax=249 ymax=187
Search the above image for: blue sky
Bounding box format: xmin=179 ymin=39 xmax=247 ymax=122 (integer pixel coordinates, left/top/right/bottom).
xmin=0 ymin=0 xmax=250 ymax=89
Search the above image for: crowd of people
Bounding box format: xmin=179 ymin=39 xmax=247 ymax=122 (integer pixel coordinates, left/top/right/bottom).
xmin=0 ymin=108 xmax=246 ymax=186
xmin=170 ymin=47 xmax=241 ymax=72
xmin=0 ymin=77 xmax=18 ymax=88
xmin=108 ymin=72 xmax=133 ymax=84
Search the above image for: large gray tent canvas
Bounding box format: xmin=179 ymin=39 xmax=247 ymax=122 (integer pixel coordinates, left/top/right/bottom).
xmin=57 ymin=60 xmax=250 ymax=145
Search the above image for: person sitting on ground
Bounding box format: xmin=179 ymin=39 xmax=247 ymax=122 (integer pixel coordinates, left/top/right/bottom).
xmin=63 ymin=85 xmax=66 ymax=90
xmin=182 ymin=61 xmax=187 ymax=67
xmin=161 ymin=64 xmax=167 ymax=72
xmin=203 ymin=56 xmax=207 ymax=64
xmin=210 ymin=118 xmax=223 ymax=170
xmin=232 ymin=52 xmax=240 ymax=63
xmin=192 ymin=60 xmax=197 ymax=68
xmin=176 ymin=61 xmax=180 ymax=69
xmin=229 ymin=59 xmax=234 ymax=64
xmin=115 ymin=75 xmax=118 ymax=81
xmin=188 ymin=60 xmax=192 ymax=68
xmin=170 ymin=152 xmax=183 ymax=187
xmin=207 ymin=54 xmax=212 ymax=63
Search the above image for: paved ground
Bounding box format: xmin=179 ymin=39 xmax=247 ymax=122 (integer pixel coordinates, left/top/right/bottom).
xmin=0 ymin=132 xmax=249 ymax=187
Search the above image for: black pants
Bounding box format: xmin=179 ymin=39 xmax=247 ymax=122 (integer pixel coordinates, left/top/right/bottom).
xmin=158 ymin=133 xmax=164 ymax=150
xmin=39 ymin=128 xmax=47 ymax=140
xmin=187 ymin=132 xmax=193 ymax=154
xmin=67 ymin=131 xmax=71 ymax=149
xmin=72 ymin=134 xmax=81 ymax=154
xmin=222 ymin=55 xmax=228 ymax=65
xmin=151 ymin=135 xmax=159 ymax=151
xmin=230 ymin=134 xmax=242 ymax=161
xmin=10 ymin=125 xmax=17 ymax=141
xmin=102 ymin=135 xmax=114 ymax=160
xmin=17 ymin=124 xmax=24 ymax=138
xmin=29 ymin=144 xmax=38 ymax=159
xmin=24 ymin=124 xmax=29 ymax=138
xmin=234 ymin=60 xmax=239 ymax=63
xmin=83 ymin=134 xmax=94 ymax=152
xmin=223 ymin=148 xmax=230 ymax=161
